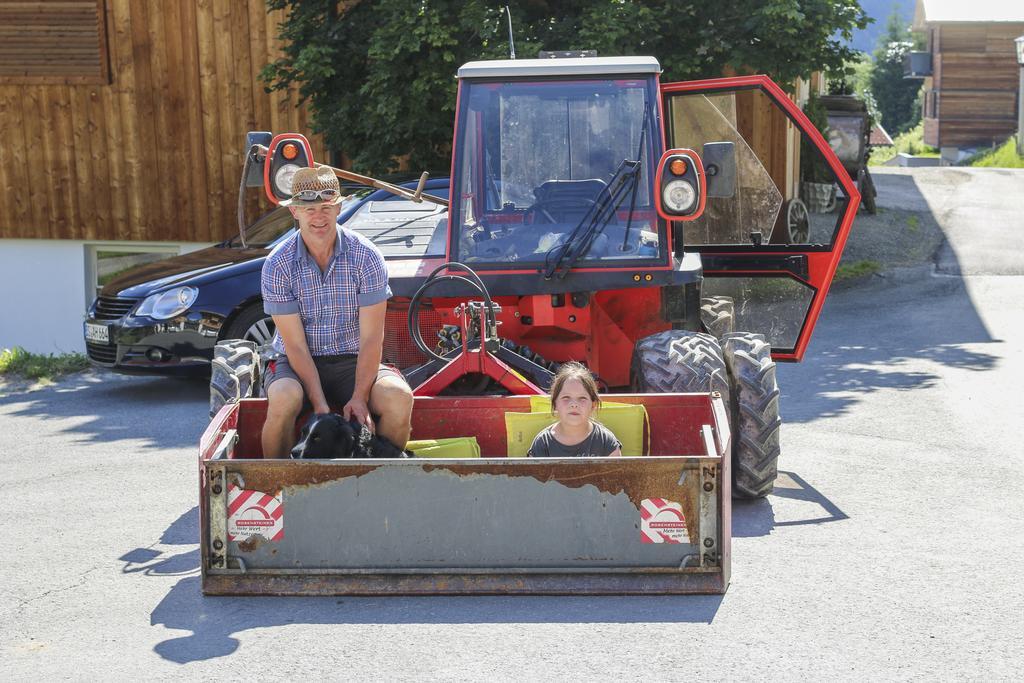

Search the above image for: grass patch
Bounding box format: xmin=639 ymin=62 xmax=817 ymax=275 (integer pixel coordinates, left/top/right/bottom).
xmin=835 ymin=259 xmax=882 ymax=281
xmin=0 ymin=347 xmax=90 ymax=382
xmin=964 ymin=137 xmax=1024 ymax=169
xmin=869 ymin=122 xmax=939 ymax=166
xmin=906 ymin=214 xmax=920 ymax=233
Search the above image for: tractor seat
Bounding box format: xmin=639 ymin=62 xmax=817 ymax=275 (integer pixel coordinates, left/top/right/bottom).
xmin=531 ymin=179 xmax=610 ymax=223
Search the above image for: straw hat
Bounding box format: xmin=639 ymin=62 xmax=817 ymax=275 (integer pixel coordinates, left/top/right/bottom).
xmin=280 ymin=165 xmax=343 ymax=206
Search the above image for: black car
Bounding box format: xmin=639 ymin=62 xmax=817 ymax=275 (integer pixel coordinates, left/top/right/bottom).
xmin=83 ymin=178 xmax=450 ymax=376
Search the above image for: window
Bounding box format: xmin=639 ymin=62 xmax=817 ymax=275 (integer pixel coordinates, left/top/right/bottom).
xmin=451 ymin=78 xmax=661 ymax=267
xmin=85 ymin=243 xmax=179 ymax=307
xmin=0 ymin=0 xmax=109 ymax=84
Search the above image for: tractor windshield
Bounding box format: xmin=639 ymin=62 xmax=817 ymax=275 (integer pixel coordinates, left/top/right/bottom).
xmin=451 ymin=78 xmax=661 ymax=267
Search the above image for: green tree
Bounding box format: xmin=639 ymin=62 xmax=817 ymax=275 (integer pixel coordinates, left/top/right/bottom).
xmin=263 ymin=0 xmax=869 ymax=174
xmin=868 ymin=9 xmax=921 ymax=135
xmin=801 ymin=92 xmax=833 ymax=183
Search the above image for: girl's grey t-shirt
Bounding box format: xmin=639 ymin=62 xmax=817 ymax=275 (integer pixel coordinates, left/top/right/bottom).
xmin=527 ymin=422 xmax=622 ymax=458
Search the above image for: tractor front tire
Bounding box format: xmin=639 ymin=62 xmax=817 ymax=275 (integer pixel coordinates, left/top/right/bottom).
xmin=722 ymin=332 xmax=781 ymax=498
xmin=701 ymin=296 xmax=735 ymax=338
xmin=632 ymin=329 xmax=730 ymax=402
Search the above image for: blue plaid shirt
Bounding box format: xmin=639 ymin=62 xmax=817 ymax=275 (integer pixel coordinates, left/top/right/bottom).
xmin=261 ymin=226 xmax=392 ymax=356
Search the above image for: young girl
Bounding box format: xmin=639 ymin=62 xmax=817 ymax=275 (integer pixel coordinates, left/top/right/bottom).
xmin=527 ymin=362 xmax=622 ymax=458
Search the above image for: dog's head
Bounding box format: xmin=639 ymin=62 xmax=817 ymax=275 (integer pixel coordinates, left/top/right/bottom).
xmin=290 ymin=413 xmax=358 ymax=460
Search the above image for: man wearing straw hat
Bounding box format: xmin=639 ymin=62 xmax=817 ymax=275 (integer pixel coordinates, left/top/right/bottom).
xmin=259 ymin=165 xmax=414 ymax=458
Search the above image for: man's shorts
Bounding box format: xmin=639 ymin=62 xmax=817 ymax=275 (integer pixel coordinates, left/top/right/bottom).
xmin=262 ymin=353 xmax=406 ymax=409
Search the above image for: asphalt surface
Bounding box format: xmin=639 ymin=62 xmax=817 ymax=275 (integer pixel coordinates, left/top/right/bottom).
xmin=2 ymin=168 xmax=1023 ymax=678
xmin=870 ymin=167 xmax=1024 ymax=276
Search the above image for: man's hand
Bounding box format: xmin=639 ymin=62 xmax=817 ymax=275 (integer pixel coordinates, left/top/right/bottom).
xmin=343 ymin=397 xmax=374 ymax=434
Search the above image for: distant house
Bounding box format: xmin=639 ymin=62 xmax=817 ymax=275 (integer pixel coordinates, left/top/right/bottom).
xmin=0 ymin=1 xmax=321 ymax=354
xmin=910 ymin=0 xmax=1024 ymax=150
xmin=869 ymin=123 xmax=895 ymax=147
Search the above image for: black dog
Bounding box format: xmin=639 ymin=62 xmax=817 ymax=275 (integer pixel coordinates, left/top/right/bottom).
xmin=290 ymin=412 xmax=411 ymax=460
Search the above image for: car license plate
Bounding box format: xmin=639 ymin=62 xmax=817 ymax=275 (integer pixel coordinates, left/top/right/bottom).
xmin=85 ymin=322 xmax=109 ymax=344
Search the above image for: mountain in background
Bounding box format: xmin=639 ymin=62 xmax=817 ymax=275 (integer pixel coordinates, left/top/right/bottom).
xmin=850 ymin=0 xmax=917 ymax=54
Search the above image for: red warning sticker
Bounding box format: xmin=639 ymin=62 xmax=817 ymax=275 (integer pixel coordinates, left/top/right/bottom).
xmin=227 ymin=483 xmax=284 ymax=542
xmin=640 ymin=498 xmax=688 ymax=544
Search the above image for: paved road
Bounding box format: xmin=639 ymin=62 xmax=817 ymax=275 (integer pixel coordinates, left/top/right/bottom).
xmin=871 ymin=167 xmax=1024 ymax=276
xmin=2 ymin=169 xmax=1023 ymax=678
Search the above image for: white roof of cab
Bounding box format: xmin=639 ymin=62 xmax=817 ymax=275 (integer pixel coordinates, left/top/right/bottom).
xmin=457 ymin=56 xmax=661 ymax=80
xmin=914 ymin=0 xmax=1024 ymax=26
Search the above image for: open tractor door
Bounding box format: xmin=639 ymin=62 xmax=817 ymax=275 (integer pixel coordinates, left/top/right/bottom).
xmin=648 ymin=75 xmax=859 ymax=497
xmin=660 ymin=76 xmax=859 ymax=360
xmin=204 ymin=57 xmax=858 ymax=596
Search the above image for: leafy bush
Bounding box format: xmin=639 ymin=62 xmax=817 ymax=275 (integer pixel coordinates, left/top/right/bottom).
xmin=869 ymin=10 xmax=922 ymax=136
xmin=834 ymin=259 xmax=881 ymax=281
xmin=868 ymin=122 xmax=938 ymax=165
xmin=0 ymin=347 xmax=89 ymax=381
xmin=801 ymin=92 xmax=833 ymax=183
xmin=964 ymin=137 xmax=1024 ymax=169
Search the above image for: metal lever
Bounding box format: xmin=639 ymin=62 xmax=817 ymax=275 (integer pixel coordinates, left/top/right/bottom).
xmin=412 ymin=171 xmax=429 ymax=202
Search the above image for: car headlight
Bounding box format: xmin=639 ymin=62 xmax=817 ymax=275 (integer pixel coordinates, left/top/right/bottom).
xmin=134 ymin=286 xmax=198 ymax=320
xmin=663 ymin=179 xmax=696 ymax=213
xmin=274 ymin=163 xmax=302 ymax=197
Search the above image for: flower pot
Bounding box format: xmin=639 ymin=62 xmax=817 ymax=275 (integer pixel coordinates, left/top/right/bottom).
xmin=802 ymin=181 xmax=836 ymax=213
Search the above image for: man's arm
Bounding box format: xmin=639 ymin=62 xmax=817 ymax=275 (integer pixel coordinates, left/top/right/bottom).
xmin=273 ymin=313 xmax=330 ymax=415
xmin=343 ymin=300 xmax=386 ymax=431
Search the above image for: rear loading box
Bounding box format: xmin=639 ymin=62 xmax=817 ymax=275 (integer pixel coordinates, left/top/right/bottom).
xmin=199 ymin=393 xmax=731 ymax=595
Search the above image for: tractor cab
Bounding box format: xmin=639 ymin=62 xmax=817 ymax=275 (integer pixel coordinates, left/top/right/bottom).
xmin=451 ymin=59 xmax=664 ymax=273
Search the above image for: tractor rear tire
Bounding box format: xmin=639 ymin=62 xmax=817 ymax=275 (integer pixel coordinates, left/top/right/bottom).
xmin=631 ymin=329 xmax=730 ymax=403
xmin=701 ymin=296 xmax=735 ymax=338
xmin=721 ymin=332 xmax=781 ymax=498
xmin=209 ymin=339 xmax=261 ymax=418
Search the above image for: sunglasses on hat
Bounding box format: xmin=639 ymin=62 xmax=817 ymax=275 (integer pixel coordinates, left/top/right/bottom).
xmin=292 ymin=188 xmax=340 ymax=202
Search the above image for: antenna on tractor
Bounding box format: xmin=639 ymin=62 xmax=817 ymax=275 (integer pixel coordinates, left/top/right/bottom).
xmin=504 ymin=5 xmax=516 ymax=59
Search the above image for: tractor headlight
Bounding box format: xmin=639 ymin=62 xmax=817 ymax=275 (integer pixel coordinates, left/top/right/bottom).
xmin=663 ymin=179 xmax=697 ymax=214
xmin=274 ymin=163 xmax=302 ymax=197
xmin=135 ymin=286 xmax=198 ymax=320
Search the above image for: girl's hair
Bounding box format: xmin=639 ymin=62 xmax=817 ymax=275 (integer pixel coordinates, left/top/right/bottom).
xmin=549 ymin=362 xmax=600 ymax=413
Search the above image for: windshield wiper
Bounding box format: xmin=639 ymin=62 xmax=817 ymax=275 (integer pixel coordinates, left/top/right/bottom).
xmin=541 ymin=160 xmax=640 ymax=279
xmin=619 ymin=99 xmax=651 ymax=253
xmin=543 ymin=98 xmax=651 ymax=280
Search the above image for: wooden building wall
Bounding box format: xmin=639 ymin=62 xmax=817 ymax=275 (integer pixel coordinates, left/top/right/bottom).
xmin=923 ymin=22 xmax=1024 ymax=148
xmin=0 ymin=0 xmax=323 ymax=243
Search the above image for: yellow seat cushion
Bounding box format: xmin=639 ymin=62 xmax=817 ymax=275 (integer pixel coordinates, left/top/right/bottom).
xmin=504 ymin=398 xmax=648 ymax=457
xmin=406 ymin=437 xmax=481 ymax=458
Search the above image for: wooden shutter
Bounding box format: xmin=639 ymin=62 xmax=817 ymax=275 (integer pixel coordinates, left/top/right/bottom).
xmin=0 ymin=0 xmax=109 ymax=84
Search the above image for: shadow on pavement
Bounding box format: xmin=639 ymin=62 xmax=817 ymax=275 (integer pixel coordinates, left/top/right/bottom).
xmin=782 ymin=276 xmax=999 ymax=424
xmin=0 ymin=372 xmax=208 ymax=449
xmin=137 ymin=505 xmax=722 ymax=664
xmin=732 ymin=470 xmax=848 ymax=537
xmin=785 ymin=171 xmax=1003 ymax=423
xmin=150 ymin=578 xmax=724 ymax=664
xmin=120 ymin=507 xmax=201 ymax=577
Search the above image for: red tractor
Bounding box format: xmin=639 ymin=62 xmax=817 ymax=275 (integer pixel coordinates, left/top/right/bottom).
xmin=201 ymin=55 xmax=858 ymax=595
xmin=238 ymin=55 xmax=858 ymax=499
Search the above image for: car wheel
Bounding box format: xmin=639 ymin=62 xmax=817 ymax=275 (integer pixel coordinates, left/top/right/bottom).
xmin=222 ymin=303 xmax=275 ymax=346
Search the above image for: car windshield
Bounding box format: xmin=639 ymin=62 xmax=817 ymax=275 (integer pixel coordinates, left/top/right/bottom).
xmin=228 ymin=188 xmax=374 ymax=248
xmin=452 ymin=78 xmax=660 ymax=266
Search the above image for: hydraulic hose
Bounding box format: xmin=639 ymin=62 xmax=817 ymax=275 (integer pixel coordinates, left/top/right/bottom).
xmin=407 ymin=263 xmax=496 ymax=364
